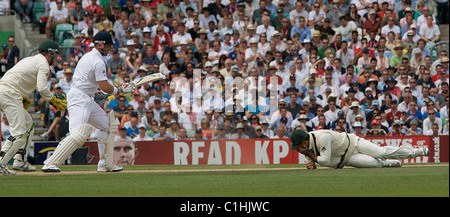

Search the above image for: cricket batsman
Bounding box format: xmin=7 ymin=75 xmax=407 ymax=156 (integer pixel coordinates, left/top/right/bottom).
xmin=0 ymin=40 xmax=67 ymax=175
xmin=290 ymin=129 xmax=430 ymax=169
xmin=42 ymin=31 xmax=137 ymax=173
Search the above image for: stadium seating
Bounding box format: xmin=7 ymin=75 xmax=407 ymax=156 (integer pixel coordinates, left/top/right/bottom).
xmin=73 ymin=24 xmax=78 ymax=34
xmin=55 ymin=24 xmax=73 ymax=42
xmin=32 ymin=2 xmax=45 ymax=24
xmin=63 ymin=39 xmax=75 ymax=47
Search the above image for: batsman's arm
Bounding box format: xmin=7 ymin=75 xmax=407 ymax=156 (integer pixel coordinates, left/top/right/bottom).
xmin=98 ymin=80 xmax=116 ymax=95
xmin=98 ymin=80 xmax=136 ymax=95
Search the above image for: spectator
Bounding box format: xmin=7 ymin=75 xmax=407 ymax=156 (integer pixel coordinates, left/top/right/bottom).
xmin=347 ymin=101 xmax=365 ymax=127
xmin=115 ymin=127 xmax=132 ymax=141
xmin=166 ymin=119 xmax=180 ymax=138
xmin=365 ymin=119 xmax=387 ymax=136
xmin=212 ymin=124 xmax=230 ymax=139
xmin=352 ymin=121 xmax=365 ymax=136
xmin=386 ymin=100 xmax=402 ymax=123
xmin=336 ymin=41 xmax=354 ymax=66
xmin=230 ymin=123 xmax=249 ymax=139
xmin=417 ymin=69 xmax=436 ymax=89
xmin=406 ymin=101 xmax=423 ymax=126
xmin=420 ymin=14 xmax=441 ymax=44
xmin=140 ymin=108 xmax=155 ymax=130
xmin=5 ymin=36 xmax=19 ymax=71
xmin=46 ymin=1 xmax=69 ymax=39
xmin=333 ymin=16 xmax=357 ymax=42
xmin=175 ymin=128 xmax=191 ymax=140
xmin=114 ymin=95 xmax=129 ymax=121
xmin=14 ymin=0 xmax=33 ymax=23
xmin=0 ymin=44 xmax=8 ymax=77
xmin=290 ymin=16 xmax=311 ymax=43
xmin=69 ymin=1 xmax=87 ymax=25
xmin=199 ymin=118 xmax=214 ymax=139
xmin=107 ymin=49 xmax=126 ymax=75
xmin=58 ymin=68 xmax=73 ymax=95
xmin=324 ymin=100 xmax=342 ymax=123
xmin=363 ymin=10 xmax=381 ymax=36
xmin=390 ymin=120 xmax=406 ymax=136
xmin=133 ymin=124 xmax=153 ymax=141
xmin=153 ymin=124 xmax=175 ymax=141
xmin=435 ymin=82 xmax=449 ymax=111
xmin=308 ymin=2 xmax=326 ymax=28
xmin=403 ymin=119 xmax=423 ymax=135
xmin=256 ymin=16 xmax=276 ymax=41
xmin=271 ymin=126 xmax=289 ymax=138
xmin=126 ymin=116 xmax=140 ymax=139
xmin=423 ymin=111 xmax=442 ymax=135
xmin=0 ymin=0 xmax=10 ymax=16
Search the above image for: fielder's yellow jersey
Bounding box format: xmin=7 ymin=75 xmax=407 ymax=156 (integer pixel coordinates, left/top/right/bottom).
xmin=0 ymin=54 xmax=53 ymax=102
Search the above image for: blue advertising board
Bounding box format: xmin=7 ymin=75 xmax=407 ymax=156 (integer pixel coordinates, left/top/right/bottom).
xmin=34 ymin=142 xmax=59 ymax=165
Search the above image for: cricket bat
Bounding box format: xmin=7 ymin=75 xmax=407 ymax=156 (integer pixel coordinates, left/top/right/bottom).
xmin=131 ymin=73 xmax=164 ymax=87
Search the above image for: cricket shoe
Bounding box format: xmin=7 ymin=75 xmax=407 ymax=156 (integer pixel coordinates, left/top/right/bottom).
xmin=97 ymin=159 xmax=123 ymax=172
xmin=41 ymin=164 xmax=61 ymax=172
xmin=97 ymin=164 xmax=123 ymax=172
xmin=39 ymin=132 xmax=49 ymax=141
xmin=384 ymin=160 xmax=402 ymax=168
xmin=0 ymin=165 xmax=16 ymax=175
xmin=13 ymin=160 xmax=36 ymax=172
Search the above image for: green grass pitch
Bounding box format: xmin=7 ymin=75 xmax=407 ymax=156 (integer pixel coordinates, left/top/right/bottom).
xmin=1 ymin=163 xmax=448 ymax=197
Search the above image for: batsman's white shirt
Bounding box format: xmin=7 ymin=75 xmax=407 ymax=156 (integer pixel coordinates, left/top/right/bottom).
xmin=71 ymin=48 xmax=108 ymax=97
xmin=67 ymin=48 xmax=109 ymax=137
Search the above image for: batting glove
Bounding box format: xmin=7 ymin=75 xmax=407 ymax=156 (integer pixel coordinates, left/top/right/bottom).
xmin=118 ymin=82 xmax=137 ymax=94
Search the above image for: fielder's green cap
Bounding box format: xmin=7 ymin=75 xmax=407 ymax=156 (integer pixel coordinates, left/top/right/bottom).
xmin=39 ymin=40 xmax=60 ymax=53
xmin=290 ymin=129 xmax=309 ymax=150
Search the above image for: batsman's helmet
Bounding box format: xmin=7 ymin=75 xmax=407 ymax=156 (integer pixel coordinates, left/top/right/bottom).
xmin=290 ymin=129 xmax=309 ymax=150
xmin=93 ymin=31 xmax=115 ymax=45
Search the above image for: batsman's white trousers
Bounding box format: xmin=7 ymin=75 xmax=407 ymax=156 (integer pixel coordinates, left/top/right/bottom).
xmin=347 ymin=137 xmax=416 ymax=168
xmin=67 ymin=87 xmax=109 ymax=141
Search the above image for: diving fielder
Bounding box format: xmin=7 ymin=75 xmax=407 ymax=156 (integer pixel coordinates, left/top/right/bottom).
xmin=290 ymin=129 xmax=430 ymax=169
xmin=0 ymin=40 xmax=67 ymax=175
xmin=42 ymin=32 xmax=137 ymax=172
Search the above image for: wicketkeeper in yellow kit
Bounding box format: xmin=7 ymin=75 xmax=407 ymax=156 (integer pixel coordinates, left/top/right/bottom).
xmin=0 ymin=40 xmax=67 ymax=175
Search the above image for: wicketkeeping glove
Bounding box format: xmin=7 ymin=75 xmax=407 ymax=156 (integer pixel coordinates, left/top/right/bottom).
xmin=22 ymin=96 xmax=31 ymax=110
xmin=49 ymin=94 xmax=67 ymax=111
xmin=118 ymin=82 xmax=137 ymax=94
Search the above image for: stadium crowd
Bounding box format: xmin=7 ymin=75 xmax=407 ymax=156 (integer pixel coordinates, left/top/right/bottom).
xmin=0 ymin=0 xmax=449 ymax=144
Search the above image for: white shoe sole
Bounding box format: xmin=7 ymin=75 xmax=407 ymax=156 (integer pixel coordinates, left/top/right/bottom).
xmin=41 ymin=165 xmax=61 ymax=172
xmin=97 ymin=165 xmax=123 ymax=172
